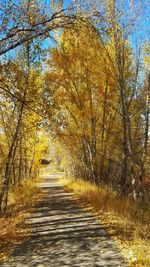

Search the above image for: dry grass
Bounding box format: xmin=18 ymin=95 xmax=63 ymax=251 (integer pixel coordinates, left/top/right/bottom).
xmin=0 ymin=179 xmax=42 ymax=263
xmin=62 ymin=177 xmax=150 ymax=267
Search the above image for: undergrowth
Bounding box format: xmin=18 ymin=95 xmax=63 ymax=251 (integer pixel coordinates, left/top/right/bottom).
xmin=0 ymin=179 xmax=42 ymax=262
xmin=63 ymin=177 xmax=150 ymax=267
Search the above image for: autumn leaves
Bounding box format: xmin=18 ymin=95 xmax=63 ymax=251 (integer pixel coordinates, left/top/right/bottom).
xmin=44 ymin=19 xmax=149 ymax=200
xmin=0 ymin=0 xmax=149 ymax=215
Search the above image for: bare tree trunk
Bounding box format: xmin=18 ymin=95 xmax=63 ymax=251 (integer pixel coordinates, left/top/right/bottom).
xmin=18 ymin=135 xmax=23 ymax=184
xmin=29 ymin=138 xmax=37 ymax=177
xmin=100 ymin=78 xmax=109 ymax=179
xmin=138 ymin=74 xmax=150 ymax=201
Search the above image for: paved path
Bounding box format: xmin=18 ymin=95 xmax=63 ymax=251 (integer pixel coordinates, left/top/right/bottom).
xmin=1 ymin=174 xmax=128 ymax=267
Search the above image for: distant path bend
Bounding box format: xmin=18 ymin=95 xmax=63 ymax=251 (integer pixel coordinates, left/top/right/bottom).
xmin=2 ymin=174 xmax=128 ymax=267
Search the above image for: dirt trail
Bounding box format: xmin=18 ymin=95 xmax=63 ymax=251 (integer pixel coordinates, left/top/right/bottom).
xmin=1 ymin=174 xmax=128 ymax=267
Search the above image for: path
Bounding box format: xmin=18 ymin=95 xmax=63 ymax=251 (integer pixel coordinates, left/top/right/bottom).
xmin=1 ymin=174 xmax=128 ymax=267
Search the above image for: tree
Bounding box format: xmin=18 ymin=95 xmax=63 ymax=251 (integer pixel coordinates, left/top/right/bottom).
xmin=0 ymin=43 xmax=46 ymax=214
xmin=45 ymin=2 xmax=148 ymax=201
xmin=0 ymin=0 xmax=81 ymax=56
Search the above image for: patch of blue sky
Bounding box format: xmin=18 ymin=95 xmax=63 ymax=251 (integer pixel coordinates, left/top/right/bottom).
xmin=0 ymin=0 xmax=149 ymax=61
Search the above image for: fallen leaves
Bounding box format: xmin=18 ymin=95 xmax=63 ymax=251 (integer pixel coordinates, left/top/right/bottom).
xmin=65 ymin=178 xmax=150 ymax=267
xmin=0 ymin=182 xmax=42 ymax=263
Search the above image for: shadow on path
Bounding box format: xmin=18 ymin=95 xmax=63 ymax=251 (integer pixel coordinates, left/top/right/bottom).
xmin=1 ymin=175 xmax=128 ymax=267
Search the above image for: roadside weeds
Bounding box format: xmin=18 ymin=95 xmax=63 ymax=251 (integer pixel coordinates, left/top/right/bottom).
xmin=0 ymin=179 xmax=42 ymax=263
xmin=62 ymin=177 xmax=150 ymax=267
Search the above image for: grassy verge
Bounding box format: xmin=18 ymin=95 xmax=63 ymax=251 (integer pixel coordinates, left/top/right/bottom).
xmin=0 ymin=179 xmax=42 ymax=262
xmin=62 ymin=177 xmax=150 ymax=267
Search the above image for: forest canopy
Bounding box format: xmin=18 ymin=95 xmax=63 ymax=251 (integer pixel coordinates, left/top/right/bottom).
xmin=0 ymin=0 xmax=149 ymax=215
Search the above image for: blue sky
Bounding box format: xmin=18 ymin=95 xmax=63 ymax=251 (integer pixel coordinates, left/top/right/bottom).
xmin=64 ymin=0 xmax=150 ymax=41
xmin=0 ymin=0 xmax=149 ymax=60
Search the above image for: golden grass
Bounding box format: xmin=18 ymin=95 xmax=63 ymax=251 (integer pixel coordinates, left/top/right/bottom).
xmin=62 ymin=177 xmax=150 ymax=267
xmin=0 ymin=179 xmax=42 ymax=263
